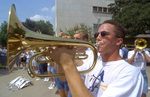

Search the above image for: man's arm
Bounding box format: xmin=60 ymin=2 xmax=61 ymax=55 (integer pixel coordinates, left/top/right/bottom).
xmin=63 ymin=61 xmax=93 ymax=97
xmin=127 ymin=49 xmax=138 ymax=64
xmin=141 ymin=51 xmax=150 ymax=63
xmin=44 ymin=47 xmax=94 ymax=97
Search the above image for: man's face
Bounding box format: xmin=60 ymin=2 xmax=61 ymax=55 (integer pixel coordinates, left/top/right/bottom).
xmin=96 ymin=23 xmax=121 ymax=54
xmin=73 ymin=33 xmax=87 ymax=51
xmin=73 ymin=33 xmax=83 ymax=40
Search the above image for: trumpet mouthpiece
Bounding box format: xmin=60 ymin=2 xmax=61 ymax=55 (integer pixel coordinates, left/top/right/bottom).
xmin=95 ymin=42 xmax=99 ymax=47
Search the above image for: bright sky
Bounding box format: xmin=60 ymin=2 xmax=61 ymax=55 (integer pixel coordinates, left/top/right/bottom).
xmin=0 ymin=0 xmax=55 ymax=29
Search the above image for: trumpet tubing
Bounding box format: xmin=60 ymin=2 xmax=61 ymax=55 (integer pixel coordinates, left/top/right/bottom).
xmin=36 ymin=51 xmax=88 ymax=63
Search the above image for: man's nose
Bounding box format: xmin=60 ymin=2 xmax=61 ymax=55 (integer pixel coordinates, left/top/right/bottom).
xmin=97 ymin=34 xmax=102 ymax=41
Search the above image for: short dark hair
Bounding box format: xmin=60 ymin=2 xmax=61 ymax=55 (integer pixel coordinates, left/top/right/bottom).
xmin=75 ymin=30 xmax=88 ymax=40
xmin=102 ymin=20 xmax=126 ymax=41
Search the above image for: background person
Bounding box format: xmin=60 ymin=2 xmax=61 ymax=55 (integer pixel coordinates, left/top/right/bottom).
xmin=20 ymin=51 xmax=27 ymax=70
xmin=38 ymin=48 xmax=48 ymax=81
xmin=121 ymin=43 xmax=129 ymax=60
xmin=16 ymin=55 xmax=21 ymax=69
xmin=0 ymin=46 xmax=7 ymax=69
xmin=25 ymin=50 xmax=34 ymax=68
xmin=128 ymin=38 xmax=150 ymax=97
xmin=32 ymin=50 xmax=39 ymax=73
xmin=67 ymin=30 xmax=94 ymax=97
xmin=47 ymin=62 xmax=57 ymax=89
xmin=47 ymin=33 xmax=70 ymax=97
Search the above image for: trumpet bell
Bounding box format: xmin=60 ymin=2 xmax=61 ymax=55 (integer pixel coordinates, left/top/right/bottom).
xmin=7 ymin=4 xmax=97 ymax=78
xmin=136 ymin=38 xmax=147 ymax=49
xmin=125 ymin=38 xmax=147 ymax=50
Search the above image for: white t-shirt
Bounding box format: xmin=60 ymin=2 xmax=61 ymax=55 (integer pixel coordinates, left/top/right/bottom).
xmin=26 ymin=50 xmax=34 ymax=59
xmin=77 ymin=52 xmax=102 ymax=95
xmin=128 ymin=50 xmax=150 ymax=70
xmin=77 ymin=48 xmax=94 ymax=80
xmin=79 ymin=59 xmax=143 ymax=97
xmin=20 ymin=52 xmax=26 ymax=58
xmin=77 ymin=48 xmax=95 ymax=71
xmin=119 ymin=49 xmax=123 ymax=58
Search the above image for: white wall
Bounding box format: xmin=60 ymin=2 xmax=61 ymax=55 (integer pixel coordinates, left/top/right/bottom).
xmin=55 ymin=0 xmax=114 ymax=36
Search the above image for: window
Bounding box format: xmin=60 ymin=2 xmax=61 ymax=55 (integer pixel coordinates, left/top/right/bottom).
xmin=103 ymin=7 xmax=107 ymax=12
xmin=93 ymin=6 xmax=97 ymax=12
xmin=92 ymin=6 xmax=111 ymax=13
xmin=98 ymin=7 xmax=102 ymax=12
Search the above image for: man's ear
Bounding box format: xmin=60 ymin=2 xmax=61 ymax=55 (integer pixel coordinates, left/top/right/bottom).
xmin=116 ymin=38 xmax=123 ymax=46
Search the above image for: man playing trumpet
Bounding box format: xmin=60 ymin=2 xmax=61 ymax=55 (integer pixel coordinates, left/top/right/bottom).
xmin=128 ymin=38 xmax=150 ymax=97
xmin=43 ymin=20 xmax=144 ymax=97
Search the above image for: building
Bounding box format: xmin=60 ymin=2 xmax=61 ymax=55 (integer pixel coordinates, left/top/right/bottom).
xmin=55 ymin=0 xmax=114 ymax=36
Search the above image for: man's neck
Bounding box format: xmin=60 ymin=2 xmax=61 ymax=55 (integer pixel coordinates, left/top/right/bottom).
xmin=101 ymin=50 xmax=122 ymax=62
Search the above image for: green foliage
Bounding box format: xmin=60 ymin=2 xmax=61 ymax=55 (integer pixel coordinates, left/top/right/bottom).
xmin=0 ymin=64 xmax=2 ymax=69
xmin=108 ymin=0 xmax=150 ymax=37
xmin=0 ymin=19 xmax=55 ymax=47
xmin=0 ymin=21 xmax=7 ymax=47
xmin=22 ymin=19 xmax=55 ymax=36
xmin=60 ymin=23 xmax=94 ymax=42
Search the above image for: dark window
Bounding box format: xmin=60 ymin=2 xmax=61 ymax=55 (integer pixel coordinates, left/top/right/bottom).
xmin=103 ymin=7 xmax=107 ymax=12
xmin=98 ymin=7 xmax=102 ymax=12
xmin=93 ymin=6 xmax=97 ymax=12
xmin=93 ymin=6 xmax=111 ymax=14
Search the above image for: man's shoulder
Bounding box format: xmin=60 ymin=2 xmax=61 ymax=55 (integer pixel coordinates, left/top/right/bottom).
xmin=122 ymin=47 xmax=129 ymax=51
xmin=120 ymin=61 xmax=140 ymax=74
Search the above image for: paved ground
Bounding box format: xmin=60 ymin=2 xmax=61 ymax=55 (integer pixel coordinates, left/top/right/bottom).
xmin=0 ymin=67 xmax=59 ymax=97
xmin=0 ymin=65 xmax=150 ymax=97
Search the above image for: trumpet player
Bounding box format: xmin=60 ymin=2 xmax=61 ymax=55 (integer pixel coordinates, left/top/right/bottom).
xmin=46 ymin=20 xmax=143 ymax=97
xmin=67 ymin=30 xmax=95 ymax=97
xmin=128 ymin=39 xmax=150 ymax=97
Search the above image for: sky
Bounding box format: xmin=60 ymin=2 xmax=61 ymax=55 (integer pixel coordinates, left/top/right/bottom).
xmin=0 ymin=0 xmax=55 ymax=29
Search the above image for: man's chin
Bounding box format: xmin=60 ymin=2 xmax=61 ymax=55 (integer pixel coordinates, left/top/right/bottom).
xmin=97 ymin=48 xmax=103 ymax=53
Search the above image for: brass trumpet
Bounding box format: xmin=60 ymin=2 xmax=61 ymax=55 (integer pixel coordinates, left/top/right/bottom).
xmin=7 ymin=4 xmax=97 ymax=78
xmin=36 ymin=51 xmax=88 ymax=63
xmin=125 ymin=38 xmax=147 ymax=50
xmin=136 ymin=38 xmax=147 ymax=49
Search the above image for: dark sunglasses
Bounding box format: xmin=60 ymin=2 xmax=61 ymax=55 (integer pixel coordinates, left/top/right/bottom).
xmin=97 ymin=31 xmax=109 ymax=37
xmin=98 ymin=31 xmax=120 ymax=38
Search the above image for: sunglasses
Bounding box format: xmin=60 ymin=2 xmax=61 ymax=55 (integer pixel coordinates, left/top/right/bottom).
xmin=98 ymin=31 xmax=110 ymax=37
xmin=98 ymin=31 xmax=120 ymax=38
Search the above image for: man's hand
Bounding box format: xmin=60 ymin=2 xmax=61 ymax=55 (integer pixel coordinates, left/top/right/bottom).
xmin=134 ymin=47 xmax=140 ymax=53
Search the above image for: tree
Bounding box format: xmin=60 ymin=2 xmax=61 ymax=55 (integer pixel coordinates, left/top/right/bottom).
xmin=108 ymin=0 xmax=150 ymax=37
xmin=0 ymin=21 xmax=7 ymax=47
xmin=0 ymin=19 xmax=55 ymax=47
xmin=22 ymin=19 xmax=55 ymax=36
xmin=60 ymin=23 xmax=94 ymax=43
